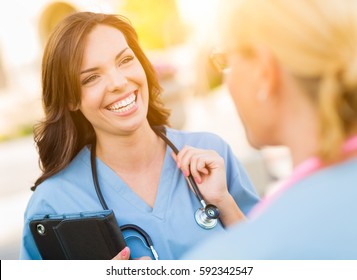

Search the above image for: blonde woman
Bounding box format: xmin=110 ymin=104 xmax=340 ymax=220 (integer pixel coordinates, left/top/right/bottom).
xmin=180 ymin=0 xmax=357 ymax=259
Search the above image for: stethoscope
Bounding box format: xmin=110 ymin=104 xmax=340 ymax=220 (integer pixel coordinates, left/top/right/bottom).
xmin=90 ymin=125 xmax=221 ymax=260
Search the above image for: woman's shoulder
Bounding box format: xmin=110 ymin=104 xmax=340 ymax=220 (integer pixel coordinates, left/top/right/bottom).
xmin=25 ymin=147 xmax=92 ymax=218
xmin=257 ymin=158 xmax=357 ymax=221
xmin=35 ymin=146 xmax=91 ymax=191
xmin=165 ymin=127 xmax=229 ymax=150
xmin=296 ymin=157 xmax=357 ymax=190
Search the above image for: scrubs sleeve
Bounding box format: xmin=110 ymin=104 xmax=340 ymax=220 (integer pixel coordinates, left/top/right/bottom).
xmin=19 ymin=188 xmax=57 ymax=260
xmin=19 ymin=218 xmax=42 ymax=260
xmin=224 ymin=144 xmax=260 ymax=215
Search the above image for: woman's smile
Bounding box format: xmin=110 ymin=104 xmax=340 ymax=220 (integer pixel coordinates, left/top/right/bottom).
xmin=106 ymin=90 xmax=138 ymax=115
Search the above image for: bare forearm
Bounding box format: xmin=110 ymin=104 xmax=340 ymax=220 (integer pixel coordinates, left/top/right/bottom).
xmin=215 ymin=195 xmax=246 ymax=227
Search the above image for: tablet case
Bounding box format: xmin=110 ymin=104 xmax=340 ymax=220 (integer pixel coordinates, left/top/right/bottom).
xmin=29 ymin=210 xmax=126 ymax=260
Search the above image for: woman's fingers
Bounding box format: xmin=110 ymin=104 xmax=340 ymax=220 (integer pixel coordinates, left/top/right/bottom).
xmin=112 ymin=246 xmax=130 ymax=260
xmin=171 ymin=145 xmax=229 ymax=204
xmin=175 ymin=146 xmax=202 ymax=180
xmin=112 ymin=247 xmax=152 ymax=260
xmin=172 ymin=145 xmax=222 ymax=184
xmin=185 ymin=152 xmax=198 ymax=182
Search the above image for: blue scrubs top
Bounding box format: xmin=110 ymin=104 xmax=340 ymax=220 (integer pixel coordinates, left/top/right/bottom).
xmin=183 ymin=158 xmax=357 ymax=260
xmin=20 ymin=128 xmax=259 ymax=260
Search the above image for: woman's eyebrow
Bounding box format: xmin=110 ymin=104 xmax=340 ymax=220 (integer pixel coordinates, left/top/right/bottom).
xmin=80 ymin=47 xmax=129 ymax=75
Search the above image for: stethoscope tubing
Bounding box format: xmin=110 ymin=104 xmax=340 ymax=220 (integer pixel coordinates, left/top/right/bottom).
xmin=90 ymin=126 xmax=222 ymax=259
xmin=151 ymin=126 xmax=206 ymax=203
xmin=90 ymin=139 xmax=158 ymax=259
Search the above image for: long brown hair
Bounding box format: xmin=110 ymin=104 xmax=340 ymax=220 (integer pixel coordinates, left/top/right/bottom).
xmin=32 ymin=12 xmax=170 ymax=190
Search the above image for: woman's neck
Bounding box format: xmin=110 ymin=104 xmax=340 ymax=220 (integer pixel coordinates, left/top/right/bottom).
xmin=280 ymin=103 xmax=319 ymax=167
xmin=288 ymin=137 xmax=318 ymax=167
xmin=95 ymin=124 xmax=166 ymax=173
xmin=287 ymin=128 xmax=357 ymax=168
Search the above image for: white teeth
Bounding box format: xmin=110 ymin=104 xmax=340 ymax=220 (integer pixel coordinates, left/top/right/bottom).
xmin=107 ymin=93 xmax=136 ymax=113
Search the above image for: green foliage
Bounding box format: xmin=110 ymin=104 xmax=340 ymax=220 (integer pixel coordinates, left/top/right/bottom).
xmin=0 ymin=124 xmax=33 ymax=142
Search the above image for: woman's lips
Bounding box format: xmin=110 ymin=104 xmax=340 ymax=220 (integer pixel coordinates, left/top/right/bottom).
xmin=106 ymin=91 xmax=137 ymax=113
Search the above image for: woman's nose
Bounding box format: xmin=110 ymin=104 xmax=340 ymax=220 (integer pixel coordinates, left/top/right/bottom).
xmin=107 ymin=69 xmax=128 ymax=92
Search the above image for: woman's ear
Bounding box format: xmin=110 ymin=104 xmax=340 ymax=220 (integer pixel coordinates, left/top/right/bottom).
xmin=254 ymin=46 xmax=280 ymax=101
xmin=68 ymin=102 xmax=80 ymax=111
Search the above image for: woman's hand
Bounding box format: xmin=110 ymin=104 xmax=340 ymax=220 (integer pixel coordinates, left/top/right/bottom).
xmin=172 ymin=146 xmax=246 ymax=226
xmin=172 ymin=146 xmax=229 ymax=205
xmin=112 ymin=247 xmax=151 ymax=260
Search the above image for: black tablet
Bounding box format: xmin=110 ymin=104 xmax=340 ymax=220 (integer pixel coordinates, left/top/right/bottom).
xmin=29 ymin=210 xmax=126 ymax=260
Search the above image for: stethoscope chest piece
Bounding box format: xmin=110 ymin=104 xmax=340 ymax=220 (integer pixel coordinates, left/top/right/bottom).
xmin=195 ymin=204 xmax=220 ymax=230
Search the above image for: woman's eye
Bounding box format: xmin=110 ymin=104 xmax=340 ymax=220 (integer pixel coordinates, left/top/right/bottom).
xmin=82 ymin=75 xmax=99 ymax=85
xmin=119 ymin=56 xmax=134 ymax=67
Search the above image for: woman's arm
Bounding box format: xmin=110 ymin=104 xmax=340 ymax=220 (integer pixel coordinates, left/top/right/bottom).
xmin=172 ymin=146 xmax=246 ymax=227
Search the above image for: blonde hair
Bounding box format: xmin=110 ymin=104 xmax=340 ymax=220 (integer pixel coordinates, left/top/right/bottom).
xmin=220 ymin=0 xmax=357 ymax=161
